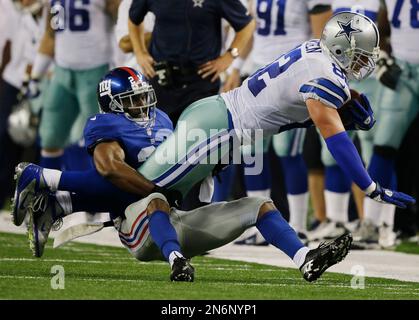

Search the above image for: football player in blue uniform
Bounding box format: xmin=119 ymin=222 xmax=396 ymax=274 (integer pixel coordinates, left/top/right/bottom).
xmin=12 ymin=67 xmax=355 ymax=283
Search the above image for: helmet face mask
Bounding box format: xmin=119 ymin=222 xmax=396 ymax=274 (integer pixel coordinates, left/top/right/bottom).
xmin=320 ymin=11 xmax=380 ymax=81
xmin=111 ymin=85 xmax=157 ymax=125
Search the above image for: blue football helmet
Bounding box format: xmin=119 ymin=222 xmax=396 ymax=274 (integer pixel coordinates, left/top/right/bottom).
xmin=97 ymin=67 xmax=157 ymax=126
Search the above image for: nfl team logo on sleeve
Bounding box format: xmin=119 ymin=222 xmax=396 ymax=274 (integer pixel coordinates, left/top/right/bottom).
xmin=99 ymin=79 xmax=112 ymax=97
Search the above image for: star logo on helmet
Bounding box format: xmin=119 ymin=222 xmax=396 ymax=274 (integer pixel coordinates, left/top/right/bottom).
xmin=335 ymin=20 xmax=362 ymax=41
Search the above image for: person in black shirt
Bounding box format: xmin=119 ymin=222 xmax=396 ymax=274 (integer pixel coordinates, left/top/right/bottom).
xmin=128 ymin=0 xmax=255 ymax=124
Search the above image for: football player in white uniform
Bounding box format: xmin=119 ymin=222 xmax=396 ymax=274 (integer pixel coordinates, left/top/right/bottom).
xmin=223 ymin=0 xmax=333 ymax=244
xmin=308 ymin=0 xmax=384 ymax=242
xmin=28 ymin=0 xmax=119 ymax=171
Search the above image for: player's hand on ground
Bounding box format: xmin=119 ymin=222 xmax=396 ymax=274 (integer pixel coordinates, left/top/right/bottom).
xmin=348 ymin=93 xmax=375 ymax=131
xmin=198 ymin=53 xmax=233 ymax=82
xmin=367 ymin=183 xmax=416 ymax=209
xmin=135 ymin=51 xmax=156 ymax=79
xmin=222 ymin=69 xmax=241 ymax=92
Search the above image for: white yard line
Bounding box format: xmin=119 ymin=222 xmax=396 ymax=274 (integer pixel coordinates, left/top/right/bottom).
xmin=1 ymin=211 xmax=418 ymax=283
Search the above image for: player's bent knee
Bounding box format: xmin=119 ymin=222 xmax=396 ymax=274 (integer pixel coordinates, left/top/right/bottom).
xmin=257 ymin=201 xmax=277 ymax=220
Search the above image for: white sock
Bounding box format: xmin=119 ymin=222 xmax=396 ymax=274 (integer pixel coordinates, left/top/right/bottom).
xmin=55 ymin=191 xmax=72 ymax=215
xmin=379 ymin=204 xmax=396 ymax=227
xmin=324 ymin=190 xmax=350 ymax=223
xmin=42 ymin=168 xmax=62 ymax=191
xmin=293 ymin=246 xmax=310 ymax=268
xmin=168 ymin=251 xmax=184 ymax=268
xmin=288 ymin=192 xmax=309 ymax=233
xmin=247 ymin=189 xmax=271 ymax=198
xmin=363 ymin=197 xmax=383 ymax=226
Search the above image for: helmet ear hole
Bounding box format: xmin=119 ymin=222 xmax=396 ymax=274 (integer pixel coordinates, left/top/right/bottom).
xmin=335 ymin=49 xmax=342 ymax=55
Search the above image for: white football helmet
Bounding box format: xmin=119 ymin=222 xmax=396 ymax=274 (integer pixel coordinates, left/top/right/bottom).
xmin=320 ymin=11 xmax=380 ymax=80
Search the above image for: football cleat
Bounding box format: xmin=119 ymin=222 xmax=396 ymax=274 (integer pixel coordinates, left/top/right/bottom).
xmin=378 ymin=223 xmax=399 ymax=249
xmin=300 ymin=231 xmax=352 ymax=282
xmin=27 ymin=192 xmax=64 ymax=258
xmin=352 ymin=219 xmax=379 ymax=243
xmin=12 ymin=162 xmax=48 ymax=226
xmin=170 ymin=257 xmax=195 ymax=282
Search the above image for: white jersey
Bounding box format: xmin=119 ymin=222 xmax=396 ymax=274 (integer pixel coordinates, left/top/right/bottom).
xmin=3 ymin=8 xmax=44 ymax=88
xmin=332 ymin=0 xmax=380 ymax=22
xmin=252 ymin=0 xmax=331 ymax=66
xmin=385 ymin=0 xmax=419 ymax=64
xmin=53 ymin=0 xmax=113 ymax=70
xmin=221 ymin=40 xmax=350 ymax=138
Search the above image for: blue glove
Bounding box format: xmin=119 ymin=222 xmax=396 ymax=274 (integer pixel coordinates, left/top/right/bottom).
xmin=368 ymin=183 xmax=416 ymax=209
xmin=347 ymin=94 xmax=376 ymax=131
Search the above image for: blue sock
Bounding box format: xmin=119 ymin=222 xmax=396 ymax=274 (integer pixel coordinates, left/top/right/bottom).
xmin=280 ymin=155 xmax=308 ymax=194
xmin=148 ymin=210 xmax=181 ymax=261
xmin=40 ymin=154 xmax=63 ymax=170
xmin=213 ymin=165 xmax=236 ymax=202
xmin=325 ymin=165 xmax=352 ymax=193
xmin=244 ymin=152 xmax=271 ymax=192
xmin=256 ymin=210 xmax=304 ymax=259
xmin=368 ymin=153 xmax=395 ymax=188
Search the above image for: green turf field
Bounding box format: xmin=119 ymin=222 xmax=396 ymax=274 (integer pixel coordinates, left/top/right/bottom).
xmin=0 ymin=232 xmax=418 ymax=300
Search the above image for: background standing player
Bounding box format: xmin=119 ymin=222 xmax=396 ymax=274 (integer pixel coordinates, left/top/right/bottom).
xmin=29 ymin=0 xmax=120 ymax=171
xmin=356 ymin=0 xmax=419 ymax=248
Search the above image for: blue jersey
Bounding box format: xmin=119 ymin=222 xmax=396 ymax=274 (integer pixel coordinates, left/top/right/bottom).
xmin=84 ymin=109 xmax=173 ymax=169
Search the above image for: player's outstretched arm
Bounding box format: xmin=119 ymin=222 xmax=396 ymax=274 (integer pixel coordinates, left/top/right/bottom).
xmin=306 ymin=98 xmax=415 ymax=208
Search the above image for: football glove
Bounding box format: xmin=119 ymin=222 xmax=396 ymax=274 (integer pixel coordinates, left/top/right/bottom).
xmin=375 ymin=51 xmax=402 ymax=90
xmin=152 ymin=185 xmax=183 ymax=208
xmin=367 ymin=183 xmax=416 ymax=209
xmin=345 ymin=94 xmax=376 ymax=131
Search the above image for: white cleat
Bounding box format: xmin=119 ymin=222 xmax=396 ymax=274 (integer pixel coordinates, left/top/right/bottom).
xmin=352 ymin=219 xmax=379 ymax=243
xmin=307 ymin=219 xmax=347 ymax=241
xmin=378 ymin=223 xmax=399 ymax=249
